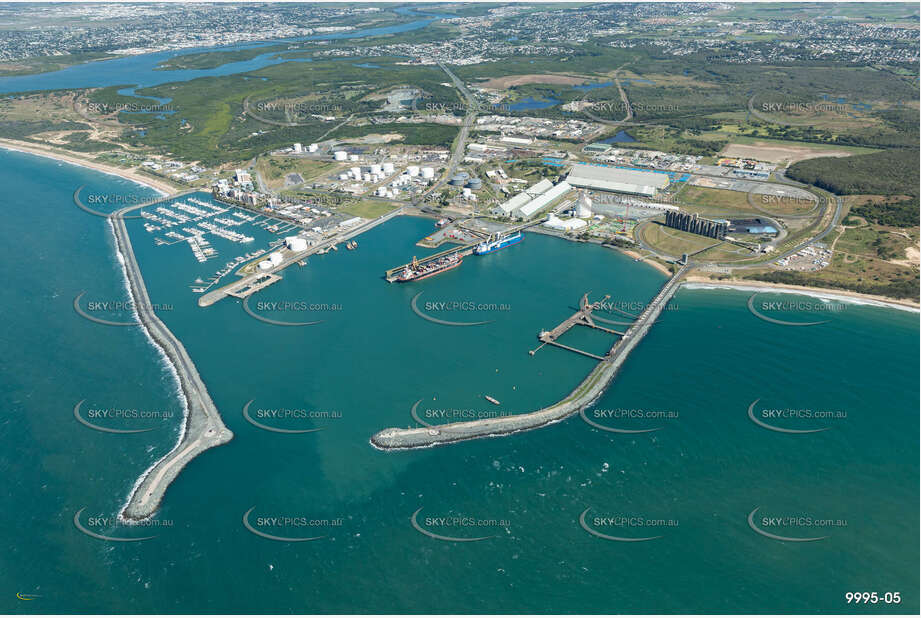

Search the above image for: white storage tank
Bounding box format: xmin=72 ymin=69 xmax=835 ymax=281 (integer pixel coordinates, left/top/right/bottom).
xmin=407 ymin=165 xmax=420 ymax=177
xmin=293 ymin=143 xmax=303 ymax=153
xmin=421 ymin=167 xmax=435 ymax=179
xmin=258 ymin=260 xmax=273 ymax=271
xmin=284 ymin=236 xmax=308 ymax=252
xmin=382 ymin=162 xmax=395 ymax=174
xmin=333 ymin=151 xmax=347 ymax=161
xmin=350 ymin=166 xmax=361 ymax=178
xmin=269 ymin=251 xmax=284 ymax=266
xmin=338 ymin=173 xmax=348 ymax=181
xmin=348 ymin=154 xmax=359 ymax=162
xmin=370 ymin=163 xmax=382 ymax=175
xmin=362 ymin=173 xmax=371 ymax=182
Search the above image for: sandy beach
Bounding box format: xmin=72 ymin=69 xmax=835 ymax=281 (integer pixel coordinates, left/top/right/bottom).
xmin=0 ymin=138 xmax=178 ymax=196
xmin=683 ymin=274 xmax=919 ymax=312
xmin=621 ymin=248 xmax=673 ymax=276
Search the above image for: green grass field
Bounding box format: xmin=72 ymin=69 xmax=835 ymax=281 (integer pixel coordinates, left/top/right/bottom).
xmin=337 ymin=200 xmax=398 ymax=219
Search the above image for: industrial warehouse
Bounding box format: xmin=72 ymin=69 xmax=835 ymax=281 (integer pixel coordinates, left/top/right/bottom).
xmin=496 ymin=178 xmax=573 ymax=219
xmin=566 ymin=163 xmax=669 ymax=197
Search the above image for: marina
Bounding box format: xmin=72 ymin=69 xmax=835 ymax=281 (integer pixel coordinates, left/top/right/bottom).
xmin=198 ymin=206 xmax=403 ymax=306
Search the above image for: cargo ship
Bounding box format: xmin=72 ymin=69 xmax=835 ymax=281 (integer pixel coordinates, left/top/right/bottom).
xmin=398 ymin=252 xmax=463 ymax=282
xmin=474 ymin=231 xmax=523 ymax=255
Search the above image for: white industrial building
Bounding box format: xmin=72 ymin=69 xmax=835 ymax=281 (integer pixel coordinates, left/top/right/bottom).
xmin=518 ymin=181 xmax=571 ymax=218
xmin=500 ymin=135 xmax=533 ymax=146
xmin=566 ymin=163 xmax=668 ymax=197
xmin=544 ymin=214 xmax=587 ymax=231
xmin=339 ymin=217 xmax=363 ymax=228
xmin=497 ymin=178 xmax=572 ymax=219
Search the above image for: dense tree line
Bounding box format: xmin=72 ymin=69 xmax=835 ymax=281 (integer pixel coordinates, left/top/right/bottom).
xmin=0 ymin=120 xmax=88 ymax=139
xmin=850 ymin=197 xmax=919 ymax=227
xmin=746 ymin=271 xmax=919 ymax=300
xmin=786 ymin=149 xmax=919 ymax=197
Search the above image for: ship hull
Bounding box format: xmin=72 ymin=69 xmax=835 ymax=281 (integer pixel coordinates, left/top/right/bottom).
xmin=398 ymin=258 xmax=463 ymax=282
xmin=474 ymin=233 xmax=523 ymax=255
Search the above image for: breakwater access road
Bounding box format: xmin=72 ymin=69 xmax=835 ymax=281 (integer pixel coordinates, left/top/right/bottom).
xmin=371 ymin=265 xmax=689 ymax=450
xmin=110 ymin=199 xmax=233 ymax=521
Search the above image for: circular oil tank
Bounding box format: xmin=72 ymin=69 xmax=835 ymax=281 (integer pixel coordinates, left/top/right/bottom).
xmin=466 ymin=178 xmax=482 ymax=190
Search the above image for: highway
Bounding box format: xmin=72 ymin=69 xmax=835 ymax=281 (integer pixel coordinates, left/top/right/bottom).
xmin=418 ymin=62 xmax=477 ymax=204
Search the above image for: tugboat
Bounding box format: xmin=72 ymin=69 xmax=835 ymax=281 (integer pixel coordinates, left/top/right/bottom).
xmin=398 ymin=252 xmax=463 ymax=282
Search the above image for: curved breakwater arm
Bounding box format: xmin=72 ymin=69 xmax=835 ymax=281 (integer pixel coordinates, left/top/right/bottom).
xmin=109 ymin=200 xmax=233 ymax=521
xmin=371 ymin=267 xmax=688 ymax=450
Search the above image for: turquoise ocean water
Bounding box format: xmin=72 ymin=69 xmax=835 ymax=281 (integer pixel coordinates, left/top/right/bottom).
xmin=0 ymin=148 xmax=918 ymax=613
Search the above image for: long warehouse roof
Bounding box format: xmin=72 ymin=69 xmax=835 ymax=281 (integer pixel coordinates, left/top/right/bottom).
xmin=518 ymin=181 xmax=572 ymax=218
xmin=567 ymin=163 xmax=668 ymax=196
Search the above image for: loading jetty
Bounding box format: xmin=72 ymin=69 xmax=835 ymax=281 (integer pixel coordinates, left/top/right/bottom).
xmin=384 ymin=219 xmax=545 ymax=282
xmin=370 ymin=264 xmax=689 ymax=450
xmin=109 ymin=198 xmax=233 ymax=521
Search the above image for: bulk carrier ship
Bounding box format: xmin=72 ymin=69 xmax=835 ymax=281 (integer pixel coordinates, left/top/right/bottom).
xmin=473 ymin=231 xmax=523 ymax=255
xmin=397 ymin=252 xmax=463 ymax=282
